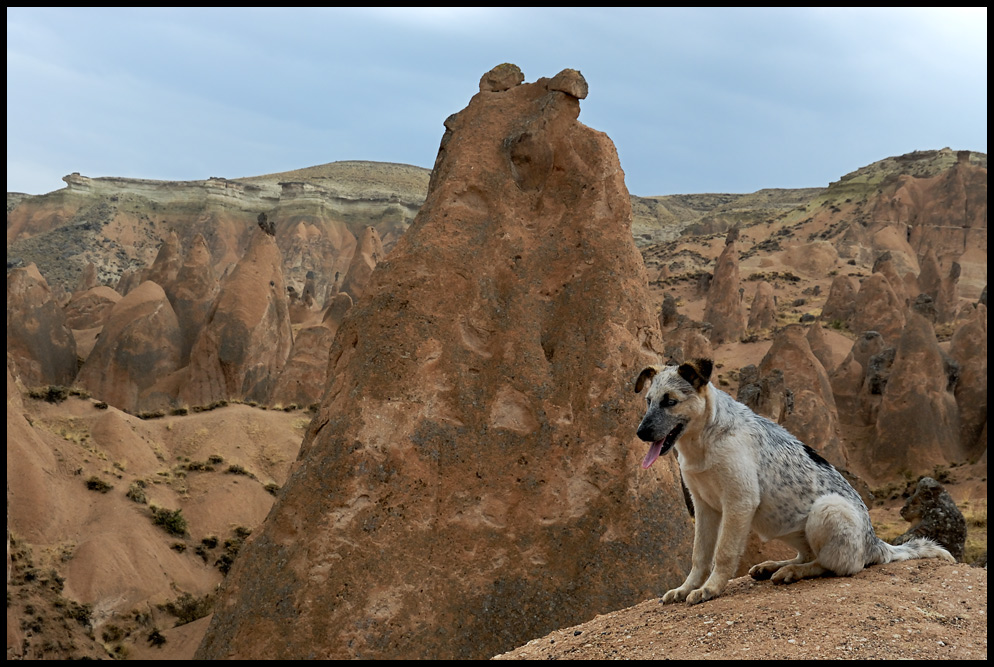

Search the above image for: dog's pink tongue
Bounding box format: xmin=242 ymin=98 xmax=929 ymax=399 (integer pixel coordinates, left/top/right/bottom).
xmin=641 ymin=440 xmax=665 ymax=469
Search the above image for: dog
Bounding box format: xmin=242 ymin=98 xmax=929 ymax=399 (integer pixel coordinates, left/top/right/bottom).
xmin=635 ymin=358 xmax=954 ymax=605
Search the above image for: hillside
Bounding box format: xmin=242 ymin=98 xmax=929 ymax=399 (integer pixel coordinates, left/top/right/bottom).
xmin=6 ymin=78 xmax=988 ymax=660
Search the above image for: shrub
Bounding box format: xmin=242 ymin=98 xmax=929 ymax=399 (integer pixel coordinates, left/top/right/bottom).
xmin=85 ymin=477 xmax=113 ymax=493
xmin=150 ymin=506 xmax=188 ymax=537
xmin=126 ymin=480 xmax=148 ymax=504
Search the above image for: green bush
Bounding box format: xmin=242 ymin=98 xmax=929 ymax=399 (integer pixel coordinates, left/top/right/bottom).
xmin=150 ymin=506 xmax=188 ymax=537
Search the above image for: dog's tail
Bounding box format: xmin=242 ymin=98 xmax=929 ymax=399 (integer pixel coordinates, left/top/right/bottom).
xmin=867 ymin=536 xmax=955 ymax=565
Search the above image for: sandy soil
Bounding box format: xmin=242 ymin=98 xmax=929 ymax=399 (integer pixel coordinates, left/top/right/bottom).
xmin=494 ymin=559 xmax=986 ymax=660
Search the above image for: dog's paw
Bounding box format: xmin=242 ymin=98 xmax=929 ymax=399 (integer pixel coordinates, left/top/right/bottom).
xmin=661 ymin=587 xmax=690 ymax=604
xmin=770 ymin=564 xmax=802 ymax=584
xmin=748 ymin=561 xmax=779 ymax=580
xmin=686 ymin=586 xmax=720 ymax=605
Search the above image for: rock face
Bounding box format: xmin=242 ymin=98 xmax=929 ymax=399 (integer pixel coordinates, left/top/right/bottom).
xmin=6 ymin=264 xmax=78 ymax=387
xmin=866 ymin=312 xmax=961 ymax=481
xmin=73 ymin=281 xmax=183 ymax=413
xmin=703 ymin=233 xmax=746 ymax=344
xmin=168 ymin=234 xmax=220 ymax=364
xmin=947 ymin=305 xmax=987 ymax=460
xmin=197 ymin=66 xmax=692 ymax=660
xmin=746 ymin=280 xmax=777 ymax=332
xmin=757 ymin=325 xmax=846 ymax=468
xmin=182 ymin=230 xmax=293 ymax=408
xmin=339 ymin=225 xmax=384 ymax=302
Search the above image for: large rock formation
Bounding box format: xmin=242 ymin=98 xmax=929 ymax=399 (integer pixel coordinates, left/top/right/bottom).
xmin=181 ymin=229 xmax=293 ymax=407
xmin=6 ymin=264 xmax=78 ymax=387
xmin=757 ymin=325 xmax=846 ymax=468
xmin=703 ymin=232 xmax=746 ymax=344
xmin=73 ymin=281 xmax=183 ymax=413
xmin=866 ymin=312 xmax=962 ymax=482
xmin=196 ymin=66 xmax=692 ymax=661
xmin=339 ymin=225 xmax=384 ymax=302
xmin=168 ymin=234 xmax=220 ymax=364
xmin=947 ymin=304 xmax=987 ymax=460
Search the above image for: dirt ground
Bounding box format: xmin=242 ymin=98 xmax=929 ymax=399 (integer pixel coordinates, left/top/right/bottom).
xmin=493 ymin=559 xmax=986 ymax=660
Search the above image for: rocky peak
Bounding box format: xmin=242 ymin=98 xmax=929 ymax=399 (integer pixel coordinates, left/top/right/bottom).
xmin=196 ymin=65 xmax=691 ymax=661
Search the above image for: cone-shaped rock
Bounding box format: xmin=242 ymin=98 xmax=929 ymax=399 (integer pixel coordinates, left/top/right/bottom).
xmin=6 ymin=264 xmax=78 ymax=387
xmin=850 ymin=273 xmax=906 ymax=346
xmin=948 ymin=305 xmax=986 ymax=461
xmin=73 ymin=281 xmax=182 ymax=413
xmin=868 ymin=312 xmax=962 ymax=482
xmin=339 ymin=225 xmax=384 ymax=302
xmin=746 ymin=280 xmax=777 ymax=332
xmin=758 ymin=325 xmax=846 ymax=468
xmin=169 ymin=234 xmax=220 ymax=364
xmin=197 ymin=66 xmax=691 ymax=661
xmin=142 ymin=230 xmax=183 ymax=294
xmin=182 ymin=229 xmax=293 ymax=407
xmin=703 ymin=233 xmax=746 ymax=344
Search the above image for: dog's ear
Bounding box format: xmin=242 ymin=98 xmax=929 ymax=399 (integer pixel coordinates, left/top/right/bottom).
xmin=677 ymin=358 xmax=713 ymax=390
xmin=635 ymin=366 xmax=657 ymax=393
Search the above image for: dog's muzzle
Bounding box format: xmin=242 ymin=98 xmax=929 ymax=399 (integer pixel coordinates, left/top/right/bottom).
xmin=637 ymin=422 xmax=684 ymax=469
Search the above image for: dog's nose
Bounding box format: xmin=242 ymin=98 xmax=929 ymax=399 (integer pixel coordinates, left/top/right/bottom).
xmin=636 ymin=421 xmax=654 ymax=443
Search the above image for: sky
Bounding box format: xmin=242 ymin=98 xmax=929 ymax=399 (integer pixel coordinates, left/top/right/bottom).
xmin=6 ymin=7 xmax=988 ymax=197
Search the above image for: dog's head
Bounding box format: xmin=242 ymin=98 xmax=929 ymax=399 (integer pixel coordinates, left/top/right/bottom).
xmin=634 ymin=358 xmax=713 ymax=469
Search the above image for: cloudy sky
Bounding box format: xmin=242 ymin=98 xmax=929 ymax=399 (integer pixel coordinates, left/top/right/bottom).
xmin=6 ymin=7 xmax=987 ymax=197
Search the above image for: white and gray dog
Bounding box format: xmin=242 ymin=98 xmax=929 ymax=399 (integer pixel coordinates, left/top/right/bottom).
xmin=635 ymin=358 xmax=954 ymax=605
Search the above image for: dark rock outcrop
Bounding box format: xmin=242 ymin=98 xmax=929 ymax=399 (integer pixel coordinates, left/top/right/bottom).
xmin=894 ymin=477 xmax=967 ymax=562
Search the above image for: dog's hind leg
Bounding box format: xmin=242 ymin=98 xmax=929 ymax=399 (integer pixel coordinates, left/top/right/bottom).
xmin=770 ymin=494 xmax=866 ymax=584
xmin=749 ymin=532 xmax=814 ymax=580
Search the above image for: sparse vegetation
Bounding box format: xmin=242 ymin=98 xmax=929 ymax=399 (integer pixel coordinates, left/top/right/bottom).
xmin=157 ymin=591 xmax=214 ymax=626
xmin=149 ymin=506 xmax=188 ymax=537
xmin=126 ymin=480 xmax=148 ymax=504
xmin=84 ymin=476 xmax=113 ymax=493
xmin=27 ymin=385 xmax=70 ymax=403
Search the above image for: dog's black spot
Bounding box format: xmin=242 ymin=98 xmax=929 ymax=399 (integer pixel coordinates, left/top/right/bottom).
xmin=803 ymin=444 xmax=832 ymax=469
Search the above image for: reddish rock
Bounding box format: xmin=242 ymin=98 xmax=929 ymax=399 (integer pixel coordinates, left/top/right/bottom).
xmin=805 ymin=322 xmax=836 ymax=375
xmin=321 ymin=292 xmax=354 ymax=338
xmin=703 ymin=234 xmax=746 ymax=344
xmin=830 ymin=331 xmax=887 ymax=424
xmin=820 ymin=274 xmax=858 ymax=326
xmin=269 ymin=323 xmax=336 ymax=408
xmin=868 ymin=312 xmax=961 ymax=483
xmin=758 ymin=325 xmax=846 ymax=468
xmin=747 ymin=280 xmax=777 ymax=332
xmin=73 ymin=281 xmax=183 ymax=413
xmin=115 ymin=268 xmax=142 ymax=296
xmin=6 ymin=264 xmax=78 ymax=387
xmin=339 ymin=225 xmax=384 ymax=302
xmin=850 ymin=273 xmax=906 ymax=346
xmin=75 ymin=262 xmax=99 ymax=293
xmin=182 ymin=230 xmax=293 ymax=407
xmin=169 ymin=234 xmax=219 ymax=363
xmin=63 ymin=285 xmax=121 ymax=331
xmin=661 ymin=319 xmax=713 ymax=364
xmin=948 ymin=304 xmax=987 ymax=461
xmin=197 ymin=66 xmax=690 ymax=661
xmin=142 ymin=231 xmax=183 ymax=294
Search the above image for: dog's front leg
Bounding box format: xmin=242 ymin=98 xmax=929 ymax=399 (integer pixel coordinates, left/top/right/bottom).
xmin=662 ymin=503 xmax=720 ymax=603
xmin=685 ymin=506 xmax=754 ymax=605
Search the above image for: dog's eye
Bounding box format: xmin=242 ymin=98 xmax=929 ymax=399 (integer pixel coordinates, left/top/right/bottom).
xmin=661 ymin=394 xmax=677 ymax=408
